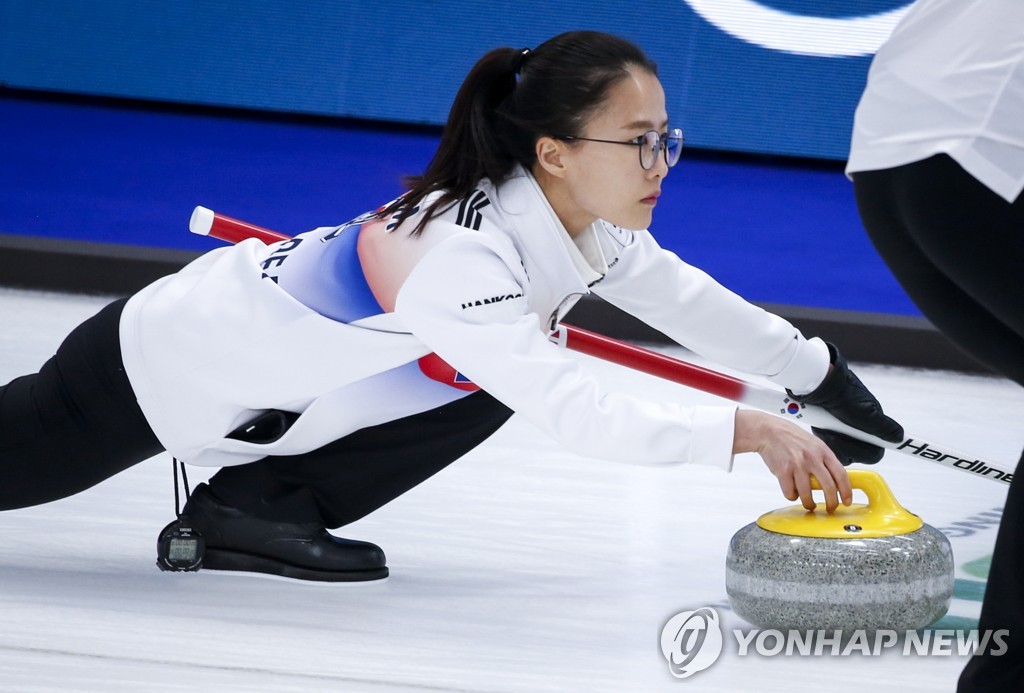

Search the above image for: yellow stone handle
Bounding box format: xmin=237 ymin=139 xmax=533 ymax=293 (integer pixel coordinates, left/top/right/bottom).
xmin=810 ymin=469 xmax=903 ymax=515
xmin=758 ymin=469 xmax=923 ymax=538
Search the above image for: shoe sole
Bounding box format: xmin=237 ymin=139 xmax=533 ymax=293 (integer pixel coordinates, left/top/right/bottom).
xmin=193 ymin=568 xmax=390 ymax=587
xmin=201 ymin=548 xmax=389 ymax=583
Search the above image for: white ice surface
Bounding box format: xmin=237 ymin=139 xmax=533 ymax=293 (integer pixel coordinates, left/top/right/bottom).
xmin=0 ymin=287 xmax=1020 ymax=693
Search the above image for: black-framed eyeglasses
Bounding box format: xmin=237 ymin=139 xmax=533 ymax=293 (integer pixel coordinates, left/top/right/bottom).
xmin=557 ymin=128 xmax=685 ymax=170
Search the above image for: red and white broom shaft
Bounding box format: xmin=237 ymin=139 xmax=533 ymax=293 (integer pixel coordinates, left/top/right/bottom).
xmin=549 ymin=323 xmax=1013 ymax=481
xmin=189 ymin=206 xmax=292 ymax=244
xmin=188 ymin=206 xmax=1014 ymax=485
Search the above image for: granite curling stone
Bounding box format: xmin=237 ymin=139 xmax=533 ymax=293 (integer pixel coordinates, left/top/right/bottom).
xmin=726 ymin=470 xmax=954 ymax=632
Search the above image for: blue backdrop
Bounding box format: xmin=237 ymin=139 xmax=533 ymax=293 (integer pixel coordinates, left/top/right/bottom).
xmin=0 ymin=94 xmax=917 ymax=316
xmin=0 ymin=1 xmax=920 ymax=316
xmin=0 ymin=0 xmax=912 ymax=159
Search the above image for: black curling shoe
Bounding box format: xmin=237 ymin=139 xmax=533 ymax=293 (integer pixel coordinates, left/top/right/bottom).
xmin=157 ymin=484 xmax=388 ymax=582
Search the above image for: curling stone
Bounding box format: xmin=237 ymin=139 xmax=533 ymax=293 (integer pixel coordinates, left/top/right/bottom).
xmin=726 ymin=470 xmax=953 ymax=632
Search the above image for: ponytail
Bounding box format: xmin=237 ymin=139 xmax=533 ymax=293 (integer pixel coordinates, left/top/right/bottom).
xmin=383 ymin=32 xmax=658 ymax=236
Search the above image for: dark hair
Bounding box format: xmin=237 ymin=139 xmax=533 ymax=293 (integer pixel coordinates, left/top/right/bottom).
xmin=384 ymin=31 xmax=658 ymax=235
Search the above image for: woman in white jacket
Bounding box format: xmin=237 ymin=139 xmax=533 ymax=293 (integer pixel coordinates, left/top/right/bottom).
xmin=0 ymin=31 xmax=901 ymax=582
xmin=846 ymin=1 xmax=1024 ymax=688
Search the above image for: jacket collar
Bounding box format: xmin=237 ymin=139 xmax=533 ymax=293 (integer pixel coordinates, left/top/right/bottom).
xmin=487 ymin=165 xmax=608 ymax=291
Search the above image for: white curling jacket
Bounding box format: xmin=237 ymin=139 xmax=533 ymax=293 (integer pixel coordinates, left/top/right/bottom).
xmin=847 ymin=0 xmax=1024 ymax=202
xmin=119 ymin=166 xmax=830 ymax=468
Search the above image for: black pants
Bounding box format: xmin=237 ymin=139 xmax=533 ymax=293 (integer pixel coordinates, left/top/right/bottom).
xmin=206 ymin=390 xmax=514 ymax=527
xmin=852 ymin=154 xmax=1024 ymax=692
xmin=0 ymin=298 xmax=513 ymax=528
xmin=0 ymin=298 xmax=163 ymax=508
xmin=853 ymin=154 xmax=1024 ymax=385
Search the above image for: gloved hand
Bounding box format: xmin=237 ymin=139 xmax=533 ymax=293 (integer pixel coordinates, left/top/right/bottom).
xmin=788 ymin=343 xmax=904 ymax=465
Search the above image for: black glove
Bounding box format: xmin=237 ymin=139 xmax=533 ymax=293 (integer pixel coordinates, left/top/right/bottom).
xmin=787 ymin=343 xmax=904 ymax=465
